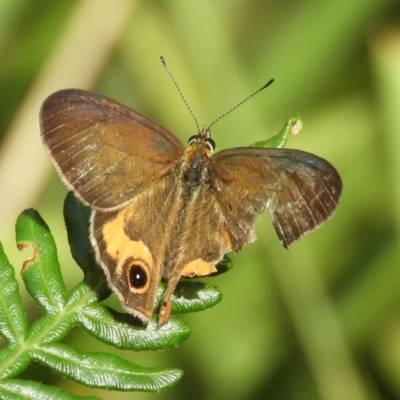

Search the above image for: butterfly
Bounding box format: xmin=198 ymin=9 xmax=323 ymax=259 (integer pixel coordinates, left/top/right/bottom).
xmin=40 ymin=88 xmax=342 ymax=325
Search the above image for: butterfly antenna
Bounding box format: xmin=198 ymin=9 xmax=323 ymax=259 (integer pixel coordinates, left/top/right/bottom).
xmin=160 ymin=56 xmax=200 ymax=132
xmin=209 ymin=78 xmax=275 ymax=129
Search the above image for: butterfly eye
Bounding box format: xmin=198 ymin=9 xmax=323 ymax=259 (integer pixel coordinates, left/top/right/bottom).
xmin=188 ymin=135 xmax=198 ymax=145
xmin=206 ymin=137 xmax=215 ymax=151
xmin=128 ymin=264 xmax=149 ymax=291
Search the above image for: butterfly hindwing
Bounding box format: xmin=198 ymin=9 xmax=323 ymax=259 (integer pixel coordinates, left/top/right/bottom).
xmin=90 ymin=171 xmax=182 ymax=322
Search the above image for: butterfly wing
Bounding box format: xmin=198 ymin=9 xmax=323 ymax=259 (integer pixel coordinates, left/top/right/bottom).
xmin=211 ymin=147 xmax=342 ymax=248
xmin=156 ymin=146 xmax=342 ymax=324
xmin=91 ymin=172 xmax=180 ymax=322
xmin=40 ymin=89 xmax=184 ymax=210
xmin=41 ymin=89 xmax=186 ymax=322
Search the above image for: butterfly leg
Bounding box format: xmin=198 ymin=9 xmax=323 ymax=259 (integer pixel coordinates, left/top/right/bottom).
xmin=156 ymin=266 xmax=184 ymax=327
xmin=157 ymin=300 xmax=172 ymax=327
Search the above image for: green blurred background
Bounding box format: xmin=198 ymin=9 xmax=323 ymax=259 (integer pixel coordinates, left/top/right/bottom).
xmin=1 ymin=0 xmax=400 ymax=399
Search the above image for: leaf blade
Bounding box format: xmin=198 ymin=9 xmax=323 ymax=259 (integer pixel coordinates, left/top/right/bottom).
xmin=0 ymin=378 xmax=99 ymax=400
xmin=63 ymin=192 xmax=109 ymax=299
xmin=253 ymin=113 xmax=302 ymax=149
xmin=79 ymin=302 xmax=191 ymax=350
xmin=33 ymin=344 xmax=183 ymax=392
xmin=16 ymin=209 xmax=66 ymax=314
xmin=160 ymin=281 xmax=223 ymax=316
xmin=0 ymin=242 xmax=28 ymax=345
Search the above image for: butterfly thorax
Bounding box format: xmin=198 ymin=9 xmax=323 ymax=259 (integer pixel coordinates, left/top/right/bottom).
xmin=180 ymin=133 xmax=213 ymax=189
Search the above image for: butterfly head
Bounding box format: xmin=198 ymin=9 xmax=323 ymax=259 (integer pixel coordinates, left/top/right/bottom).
xmin=187 ymin=126 xmax=215 ymax=154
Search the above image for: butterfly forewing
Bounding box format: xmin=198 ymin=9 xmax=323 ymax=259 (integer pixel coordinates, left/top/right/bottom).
xmin=40 ymin=89 xmax=184 ymax=210
xmin=212 ymin=147 xmax=342 ymax=248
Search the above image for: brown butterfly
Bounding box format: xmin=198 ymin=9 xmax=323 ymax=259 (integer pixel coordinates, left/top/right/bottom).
xmin=40 ymin=88 xmax=342 ymax=326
